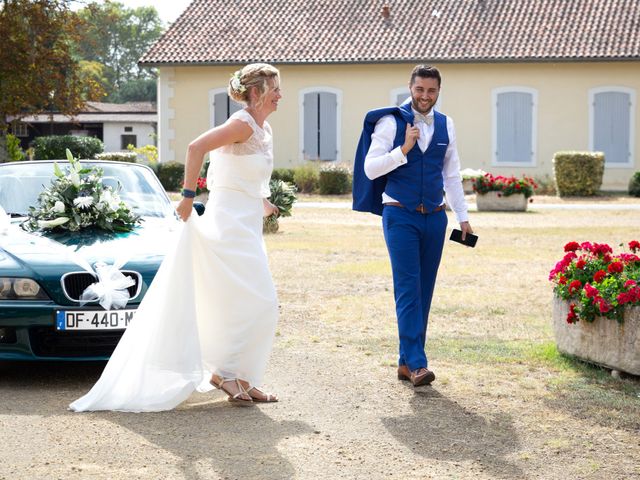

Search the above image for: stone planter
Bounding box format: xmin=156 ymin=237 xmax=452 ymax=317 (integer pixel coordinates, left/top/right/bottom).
xmin=476 ymin=191 xmax=527 ymax=212
xmin=552 ymin=297 xmax=640 ymax=375
xmin=462 ymin=178 xmax=476 ymax=194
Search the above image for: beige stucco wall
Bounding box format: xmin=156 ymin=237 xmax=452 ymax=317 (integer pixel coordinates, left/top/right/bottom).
xmin=159 ymin=61 xmax=639 ymax=190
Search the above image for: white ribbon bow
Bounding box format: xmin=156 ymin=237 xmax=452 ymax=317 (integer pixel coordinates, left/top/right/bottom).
xmin=414 ymin=113 xmax=433 ymax=126
xmin=79 ymin=262 xmax=135 ymax=310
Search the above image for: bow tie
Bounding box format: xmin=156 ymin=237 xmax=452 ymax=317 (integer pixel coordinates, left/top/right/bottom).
xmin=414 ymin=113 xmax=433 ymax=126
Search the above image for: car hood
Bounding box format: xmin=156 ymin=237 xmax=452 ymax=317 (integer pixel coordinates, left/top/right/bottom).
xmin=0 ymin=217 xmax=181 ymax=277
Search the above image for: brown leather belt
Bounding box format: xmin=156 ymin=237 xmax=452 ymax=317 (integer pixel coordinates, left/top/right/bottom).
xmin=385 ymin=202 xmax=445 ymax=214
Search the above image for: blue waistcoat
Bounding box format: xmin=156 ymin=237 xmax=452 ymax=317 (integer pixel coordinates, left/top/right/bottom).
xmin=352 ymin=99 xmax=449 ymax=215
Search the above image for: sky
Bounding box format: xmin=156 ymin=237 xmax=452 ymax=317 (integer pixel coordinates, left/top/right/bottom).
xmin=73 ymin=0 xmax=194 ymax=24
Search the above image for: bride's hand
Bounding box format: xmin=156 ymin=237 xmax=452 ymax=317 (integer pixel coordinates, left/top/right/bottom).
xmin=176 ymin=197 xmax=194 ymax=221
xmin=263 ymin=199 xmax=279 ymax=217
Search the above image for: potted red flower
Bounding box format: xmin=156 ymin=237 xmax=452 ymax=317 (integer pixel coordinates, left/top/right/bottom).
xmin=473 ymin=173 xmax=537 ymax=211
xmin=549 ymin=240 xmax=640 ymax=375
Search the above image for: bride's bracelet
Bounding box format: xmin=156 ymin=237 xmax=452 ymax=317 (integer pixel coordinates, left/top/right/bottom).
xmin=181 ymin=188 xmax=196 ymax=198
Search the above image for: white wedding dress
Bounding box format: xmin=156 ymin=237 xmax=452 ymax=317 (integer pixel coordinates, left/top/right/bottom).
xmin=69 ymin=110 xmax=279 ymax=412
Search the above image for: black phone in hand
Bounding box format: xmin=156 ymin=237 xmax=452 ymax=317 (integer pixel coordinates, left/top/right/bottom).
xmin=449 ymin=229 xmax=478 ymax=248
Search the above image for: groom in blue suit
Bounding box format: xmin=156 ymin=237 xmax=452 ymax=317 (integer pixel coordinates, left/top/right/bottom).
xmin=353 ymin=65 xmax=473 ymax=386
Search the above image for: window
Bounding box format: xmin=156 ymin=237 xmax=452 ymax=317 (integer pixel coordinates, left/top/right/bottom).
xmin=209 ymin=88 xmax=243 ymax=128
xmin=589 ymin=87 xmax=635 ymax=167
xmin=11 ymin=121 xmax=28 ymax=137
xmin=300 ymin=87 xmax=341 ymax=161
xmin=124 ymin=126 xmax=133 ymax=132
xmin=121 ymin=134 xmax=137 ymax=149
xmin=492 ymin=87 xmax=537 ymax=166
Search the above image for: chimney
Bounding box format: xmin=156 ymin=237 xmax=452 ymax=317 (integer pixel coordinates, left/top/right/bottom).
xmin=381 ymin=3 xmax=390 ymax=19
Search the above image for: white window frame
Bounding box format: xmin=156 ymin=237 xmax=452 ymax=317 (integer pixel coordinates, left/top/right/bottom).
xmin=11 ymin=121 xmax=28 ymax=137
xmin=589 ymin=86 xmax=635 ymax=168
xmin=492 ymin=86 xmax=538 ymax=167
xmin=298 ymin=87 xmax=342 ymax=162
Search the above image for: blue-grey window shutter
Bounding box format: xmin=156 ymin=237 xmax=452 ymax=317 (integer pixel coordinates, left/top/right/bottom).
xmin=304 ymin=92 xmax=319 ymax=160
xmin=594 ymin=91 xmax=631 ymax=165
xmin=214 ymin=93 xmax=242 ymax=127
xmin=214 ymin=92 xmax=228 ymax=127
xmin=396 ymin=93 xmax=410 ymax=106
xmin=319 ymin=92 xmax=337 ymax=161
xmin=496 ymin=92 xmax=533 ymax=164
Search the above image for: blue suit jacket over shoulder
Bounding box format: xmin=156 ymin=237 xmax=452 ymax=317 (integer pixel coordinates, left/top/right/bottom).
xmin=352 ymin=100 xmax=414 ymax=216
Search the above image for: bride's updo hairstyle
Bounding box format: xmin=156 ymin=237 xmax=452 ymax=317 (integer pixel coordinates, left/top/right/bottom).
xmin=228 ymin=63 xmax=280 ymax=107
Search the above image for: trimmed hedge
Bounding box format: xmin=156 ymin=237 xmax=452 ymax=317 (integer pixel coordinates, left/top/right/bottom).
xmin=318 ymin=163 xmax=352 ymax=194
xmin=293 ymin=164 xmax=319 ymax=193
xmin=95 ymin=152 xmax=138 ymax=163
xmin=33 ymin=135 xmax=103 ymax=160
xmin=629 ymin=171 xmax=640 ymax=197
xmin=553 ymin=151 xmax=604 ymax=197
xmin=156 ymin=161 xmax=185 ymax=191
xmin=271 ymin=167 xmax=295 ymax=184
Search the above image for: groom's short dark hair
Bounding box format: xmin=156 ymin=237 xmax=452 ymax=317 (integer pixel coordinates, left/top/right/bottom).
xmin=410 ymin=65 xmax=441 ymax=87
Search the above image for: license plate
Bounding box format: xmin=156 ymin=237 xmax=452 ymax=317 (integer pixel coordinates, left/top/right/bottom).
xmin=55 ymin=309 xmax=136 ymax=331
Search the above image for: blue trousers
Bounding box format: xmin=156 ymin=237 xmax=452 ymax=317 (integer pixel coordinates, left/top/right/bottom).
xmin=382 ymin=205 xmax=448 ymax=371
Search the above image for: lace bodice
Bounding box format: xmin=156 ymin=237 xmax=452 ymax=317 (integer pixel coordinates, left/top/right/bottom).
xmin=207 ymin=109 xmax=273 ymax=198
xmin=218 ymin=109 xmax=273 ymax=161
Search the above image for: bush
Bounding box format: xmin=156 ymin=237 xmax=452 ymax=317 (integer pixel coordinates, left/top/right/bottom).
xmin=271 ymin=167 xmax=295 ymax=184
xmin=6 ymin=134 xmax=25 ymax=161
xmin=533 ymin=174 xmax=557 ymax=196
xmin=318 ymin=163 xmax=352 ymax=195
xmin=95 ymin=152 xmax=137 ymax=163
xmin=32 ymin=135 xmax=103 ymax=160
xmin=293 ymin=164 xmax=319 ymax=193
xmin=628 ymin=172 xmax=640 ymax=197
xmin=156 ymin=161 xmax=185 ymax=192
xmin=127 ymin=144 xmax=158 ymax=166
xmin=553 ymin=151 xmax=604 ymax=197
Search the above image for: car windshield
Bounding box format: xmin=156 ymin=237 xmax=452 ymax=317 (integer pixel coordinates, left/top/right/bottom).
xmin=0 ymin=162 xmax=175 ymax=218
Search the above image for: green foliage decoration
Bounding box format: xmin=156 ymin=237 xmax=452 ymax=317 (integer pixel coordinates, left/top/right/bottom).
xmin=553 ymin=151 xmax=604 ymax=197
xmin=263 ymin=180 xmax=297 ymax=234
xmin=33 ymin=135 xmax=104 ymax=160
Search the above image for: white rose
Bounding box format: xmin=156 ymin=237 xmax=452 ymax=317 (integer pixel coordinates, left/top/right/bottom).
xmin=69 ymin=171 xmax=81 ymax=187
xmin=52 ymin=201 xmax=65 ymax=213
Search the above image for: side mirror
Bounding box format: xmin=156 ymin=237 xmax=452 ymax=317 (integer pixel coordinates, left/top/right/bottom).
xmin=193 ymin=202 xmax=205 ymax=216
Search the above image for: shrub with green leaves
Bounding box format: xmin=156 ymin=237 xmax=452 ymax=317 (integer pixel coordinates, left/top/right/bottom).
xmin=318 ymin=163 xmax=352 ymax=195
xmin=5 ymin=133 xmax=25 ymax=162
xmin=628 ymin=171 xmax=640 ymax=197
xmin=553 ymin=151 xmax=604 ymax=197
xmin=33 ymin=135 xmax=104 ymax=160
xmin=293 ymin=163 xmax=319 ymax=193
xmin=95 ymin=152 xmax=137 ymax=163
xmin=156 ymin=161 xmax=185 ymax=191
xmin=271 ymin=167 xmax=295 ymax=184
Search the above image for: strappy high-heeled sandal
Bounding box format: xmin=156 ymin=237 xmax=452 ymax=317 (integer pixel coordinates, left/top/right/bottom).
xmin=211 ymin=377 xmax=254 ymax=406
xmin=245 ymin=385 xmax=278 ymax=403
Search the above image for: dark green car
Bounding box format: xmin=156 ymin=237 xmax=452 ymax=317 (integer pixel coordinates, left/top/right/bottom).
xmin=0 ymin=160 xmax=179 ymax=360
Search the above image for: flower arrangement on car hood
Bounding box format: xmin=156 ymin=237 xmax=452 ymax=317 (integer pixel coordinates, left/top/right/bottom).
xmin=22 ymin=149 xmax=141 ymax=233
xmin=473 ymin=173 xmax=537 ymax=198
xmin=549 ymin=241 xmax=640 ymax=324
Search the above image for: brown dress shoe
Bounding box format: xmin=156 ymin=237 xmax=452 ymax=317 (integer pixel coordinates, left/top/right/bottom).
xmin=397 ymin=365 xmax=411 ymax=381
xmin=410 ymin=367 xmax=436 ymax=386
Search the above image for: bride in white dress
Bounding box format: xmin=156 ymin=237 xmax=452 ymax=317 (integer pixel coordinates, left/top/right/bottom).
xmin=69 ymin=63 xmax=282 ymax=412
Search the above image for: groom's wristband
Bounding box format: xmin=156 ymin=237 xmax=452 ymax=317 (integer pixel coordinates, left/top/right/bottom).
xmin=181 ymin=188 xmax=196 ymax=198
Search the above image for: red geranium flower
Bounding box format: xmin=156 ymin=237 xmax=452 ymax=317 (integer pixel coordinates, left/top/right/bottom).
xmin=564 ymin=242 xmax=580 ymax=252
xmin=558 ymin=276 xmax=568 ymax=285
xmin=576 ymin=259 xmax=586 ymax=269
xmin=593 ymin=270 xmax=606 ymax=283
xmin=566 ymin=303 xmax=578 ymax=324
xmin=607 ymin=261 xmax=623 ymax=274
xmin=625 ymin=279 xmax=638 ymax=289
xmin=584 ymin=283 xmax=599 ymax=299
xmin=568 ymin=280 xmax=582 ymax=295
xmin=629 ymin=240 xmax=640 ymax=252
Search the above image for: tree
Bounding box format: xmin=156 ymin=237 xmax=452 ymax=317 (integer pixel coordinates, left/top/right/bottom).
xmin=76 ymin=1 xmax=164 ymax=102
xmin=0 ymin=0 xmax=104 ymax=161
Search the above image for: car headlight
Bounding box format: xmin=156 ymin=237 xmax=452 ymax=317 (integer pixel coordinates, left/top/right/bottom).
xmin=0 ymin=278 xmax=50 ymax=300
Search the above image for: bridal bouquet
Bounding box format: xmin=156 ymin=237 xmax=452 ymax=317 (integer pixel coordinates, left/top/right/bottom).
xmin=263 ymin=179 xmax=297 ymax=234
xmin=549 ymin=241 xmax=640 ymax=324
xmin=22 ymin=149 xmax=141 ymax=233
